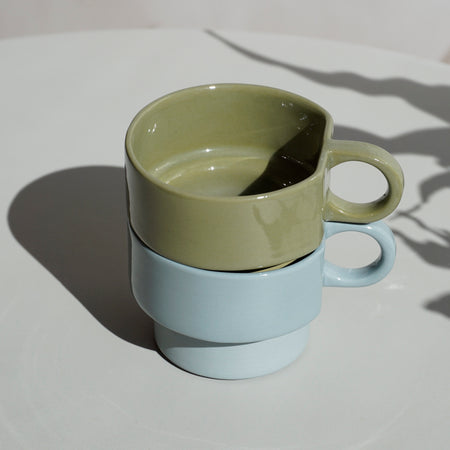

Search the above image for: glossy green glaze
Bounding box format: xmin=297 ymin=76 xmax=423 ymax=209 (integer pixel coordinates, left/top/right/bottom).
xmin=125 ymin=84 xmax=404 ymax=270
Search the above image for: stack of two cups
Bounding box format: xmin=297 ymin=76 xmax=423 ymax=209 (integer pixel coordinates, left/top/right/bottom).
xmin=125 ymin=84 xmax=404 ymax=379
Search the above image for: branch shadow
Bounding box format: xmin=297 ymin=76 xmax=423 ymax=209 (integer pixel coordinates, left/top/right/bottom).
xmin=8 ymin=33 xmax=450 ymax=339
xmin=7 ymin=166 xmax=157 ymax=350
xmin=206 ymin=30 xmax=450 ymax=124
xmin=425 ymin=292 xmax=450 ymax=319
xmin=332 ymin=125 xmax=450 ymax=269
xmin=206 ymin=30 xmax=450 ymax=271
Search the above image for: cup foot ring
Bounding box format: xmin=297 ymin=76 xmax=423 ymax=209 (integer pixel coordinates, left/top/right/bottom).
xmin=154 ymin=322 xmax=310 ymax=379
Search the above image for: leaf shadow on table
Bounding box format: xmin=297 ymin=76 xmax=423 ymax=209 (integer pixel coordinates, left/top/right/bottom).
xmin=8 ymin=166 xmax=158 ymax=350
xmin=206 ymin=30 xmax=450 ymax=318
xmin=206 ymin=30 xmax=450 ymax=124
xmin=426 ymin=292 xmax=450 ymax=318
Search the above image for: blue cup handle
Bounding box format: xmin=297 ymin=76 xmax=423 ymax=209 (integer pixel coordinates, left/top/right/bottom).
xmin=323 ymin=221 xmax=396 ymax=287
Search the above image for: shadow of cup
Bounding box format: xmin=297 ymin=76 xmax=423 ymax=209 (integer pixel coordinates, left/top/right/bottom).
xmin=8 ymin=166 xmax=156 ymax=350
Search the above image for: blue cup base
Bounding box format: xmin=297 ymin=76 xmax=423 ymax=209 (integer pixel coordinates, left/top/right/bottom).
xmin=154 ymin=322 xmax=310 ymax=380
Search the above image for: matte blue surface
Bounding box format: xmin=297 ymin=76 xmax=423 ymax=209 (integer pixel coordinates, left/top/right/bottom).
xmin=154 ymin=322 xmax=310 ymax=380
xmin=129 ymin=221 xmax=396 ymax=344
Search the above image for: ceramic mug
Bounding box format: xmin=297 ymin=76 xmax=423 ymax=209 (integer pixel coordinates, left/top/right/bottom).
xmin=129 ymin=220 xmax=396 ymax=378
xmin=126 ymin=84 xmax=404 ymax=271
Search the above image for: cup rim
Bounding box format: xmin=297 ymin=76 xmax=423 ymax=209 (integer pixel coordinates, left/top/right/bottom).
xmin=130 ymin=223 xmax=324 ymax=279
xmin=125 ymin=83 xmax=334 ymax=203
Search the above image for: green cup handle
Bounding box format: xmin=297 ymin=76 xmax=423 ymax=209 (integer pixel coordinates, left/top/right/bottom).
xmin=324 ymin=139 xmax=404 ymax=223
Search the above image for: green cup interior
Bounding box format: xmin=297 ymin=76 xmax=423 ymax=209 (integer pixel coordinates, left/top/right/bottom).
xmin=126 ymin=84 xmax=327 ymax=197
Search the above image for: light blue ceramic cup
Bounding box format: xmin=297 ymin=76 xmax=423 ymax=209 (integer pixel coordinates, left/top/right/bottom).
xmin=129 ymin=221 xmax=396 ymax=379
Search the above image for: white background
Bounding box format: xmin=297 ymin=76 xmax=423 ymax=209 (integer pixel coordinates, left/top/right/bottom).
xmin=1 ymin=0 xmax=450 ymax=62
xmin=1 ymin=28 xmax=449 ymax=449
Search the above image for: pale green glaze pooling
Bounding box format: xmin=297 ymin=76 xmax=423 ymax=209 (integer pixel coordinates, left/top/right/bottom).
xmin=125 ymin=84 xmax=404 ymax=271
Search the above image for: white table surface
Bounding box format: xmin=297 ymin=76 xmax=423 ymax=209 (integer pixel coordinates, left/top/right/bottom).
xmin=1 ymin=29 xmax=449 ymax=450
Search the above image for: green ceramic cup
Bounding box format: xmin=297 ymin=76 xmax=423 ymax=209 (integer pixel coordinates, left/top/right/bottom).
xmin=125 ymin=84 xmax=403 ymax=271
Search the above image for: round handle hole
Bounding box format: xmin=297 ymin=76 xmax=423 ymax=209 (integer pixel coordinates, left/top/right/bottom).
xmin=330 ymin=161 xmax=388 ymax=204
xmin=325 ymin=231 xmax=381 ymax=269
